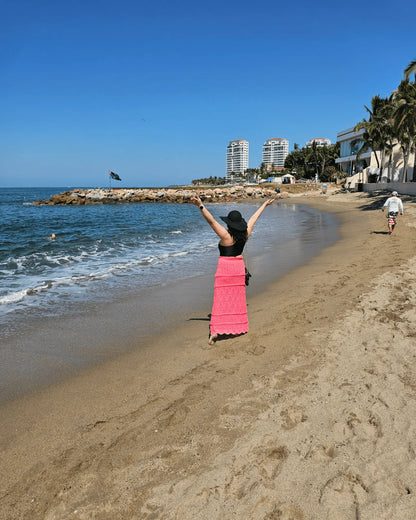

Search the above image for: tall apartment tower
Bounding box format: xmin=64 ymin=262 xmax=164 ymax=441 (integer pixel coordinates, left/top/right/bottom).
xmin=262 ymin=138 xmax=289 ymax=170
xmin=226 ymin=139 xmax=249 ymax=179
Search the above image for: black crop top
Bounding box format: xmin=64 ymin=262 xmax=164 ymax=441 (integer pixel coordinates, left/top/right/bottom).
xmin=218 ymin=239 xmax=246 ymax=257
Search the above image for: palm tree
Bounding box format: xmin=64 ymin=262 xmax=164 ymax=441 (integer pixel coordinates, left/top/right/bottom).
xmin=383 ymin=96 xmax=397 ymax=180
xmin=259 ymin=162 xmax=268 ymax=179
xmin=404 ymin=59 xmax=416 ymax=81
xmin=306 ymin=141 xmax=325 ymax=179
xmin=394 ymin=79 xmax=416 ymax=181
xmin=355 ymin=95 xmax=395 ymax=180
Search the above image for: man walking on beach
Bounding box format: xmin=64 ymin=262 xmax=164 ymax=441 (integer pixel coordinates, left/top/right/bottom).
xmin=382 ymin=191 xmax=403 ymax=235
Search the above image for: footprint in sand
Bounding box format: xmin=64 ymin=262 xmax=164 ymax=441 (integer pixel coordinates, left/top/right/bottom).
xmin=305 ymin=444 xmax=338 ymax=461
xmin=141 ymin=502 xmax=164 ymax=519
xmin=280 ymin=406 xmax=307 ymax=430
xmin=246 ymin=343 xmax=266 ymax=356
xmin=226 ymin=444 xmax=289 ymax=502
xmin=345 ymin=410 xmax=382 ymax=440
xmin=319 ymin=473 xmax=368 ymax=518
xmin=263 ymin=503 xmax=305 ymax=519
xmin=156 ymin=399 xmax=190 ymax=428
xmin=253 ymin=444 xmax=289 ymax=480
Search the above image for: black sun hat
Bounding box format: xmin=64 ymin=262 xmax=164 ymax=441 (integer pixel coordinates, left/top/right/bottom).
xmin=220 ymin=210 xmax=247 ymax=231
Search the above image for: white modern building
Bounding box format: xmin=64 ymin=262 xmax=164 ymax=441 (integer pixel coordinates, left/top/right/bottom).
xmin=335 ymin=127 xmax=370 ymax=177
xmin=226 ymin=139 xmax=249 ymax=179
xmin=306 ymin=137 xmax=331 ymax=147
xmin=335 ymin=126 xmax=415 ymax=187
xmin=262 ymin=138 xmax=289 ymax=170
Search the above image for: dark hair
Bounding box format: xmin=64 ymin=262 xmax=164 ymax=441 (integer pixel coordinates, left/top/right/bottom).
xmin=228 ymin=227 xmax=247 ymax=243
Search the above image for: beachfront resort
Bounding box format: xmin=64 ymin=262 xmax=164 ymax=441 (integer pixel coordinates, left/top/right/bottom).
xmin=220 ymin=61 xmax=416 ymax=195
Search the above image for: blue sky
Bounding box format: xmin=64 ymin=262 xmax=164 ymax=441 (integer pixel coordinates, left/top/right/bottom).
xmin=1 ymin=0 xmax=415 ymax=187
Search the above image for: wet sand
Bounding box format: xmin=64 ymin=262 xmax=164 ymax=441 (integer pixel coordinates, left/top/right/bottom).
xmin=0 ymin=202 xmax=338 ymax=405
xmin=1 ymin=190 xmax=416 ymax=519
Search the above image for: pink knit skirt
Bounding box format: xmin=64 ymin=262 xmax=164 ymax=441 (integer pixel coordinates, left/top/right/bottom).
xmin=210 ymin=256 xmax=249 ymax=336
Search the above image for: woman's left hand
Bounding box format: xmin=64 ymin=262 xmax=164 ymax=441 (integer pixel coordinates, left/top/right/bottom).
xmin=265 ymin=198 xmax=274 ymax=206
xmin=190 ymin=194 xmax=203 ymax=206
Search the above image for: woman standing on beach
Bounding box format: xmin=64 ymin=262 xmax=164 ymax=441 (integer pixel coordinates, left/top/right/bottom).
xmin=191 ymin=194 xmax=274 ymax=344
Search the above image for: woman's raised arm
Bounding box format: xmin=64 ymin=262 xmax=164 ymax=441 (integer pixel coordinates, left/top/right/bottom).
xmin=247 ymin=199 xmax=274 ymax=237
xmin=190 ymin=194 xmax=229 ymax=239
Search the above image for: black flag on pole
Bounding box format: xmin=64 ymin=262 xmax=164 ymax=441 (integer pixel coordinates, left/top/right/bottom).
xmin=109 ymin=170 xmax=121 ymax=181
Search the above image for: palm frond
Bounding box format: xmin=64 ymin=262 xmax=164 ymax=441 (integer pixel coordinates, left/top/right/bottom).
xmin=354 ymin=121 xmax=367 ymax=132
xmin=404 ymin=59 xmax=416 ymax=80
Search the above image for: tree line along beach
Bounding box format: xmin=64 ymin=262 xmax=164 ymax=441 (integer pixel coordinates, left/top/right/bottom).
xmin=2 ymin=188 xmax=416 ymax=519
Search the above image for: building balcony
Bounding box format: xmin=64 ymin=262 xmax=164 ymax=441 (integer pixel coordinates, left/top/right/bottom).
xmin=336 ymin=150 xmax=372 ymax=163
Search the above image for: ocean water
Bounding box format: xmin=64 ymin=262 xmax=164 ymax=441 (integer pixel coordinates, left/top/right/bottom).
xmin=0 ymin=187 xmax=339 ymax=402
xmin=0 ymin=187 xmax=339 ymax=341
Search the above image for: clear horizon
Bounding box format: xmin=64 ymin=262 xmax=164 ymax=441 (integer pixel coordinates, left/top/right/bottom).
xmin=1 ymin=0 xmax=415 ymax=188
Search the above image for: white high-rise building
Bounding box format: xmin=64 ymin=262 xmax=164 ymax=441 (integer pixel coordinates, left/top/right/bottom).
xmin=262 ymin=138 xmax=289 ymax=170
xmin=226 ymin=139 xmax=249 ymax=178
xmin=306 ymin=137 xmax=331 ymax=147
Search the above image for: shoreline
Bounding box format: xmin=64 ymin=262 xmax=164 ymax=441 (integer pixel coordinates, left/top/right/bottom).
xmin=0 ymin=201 xmax=338 ymax=405
xmin=2 ymin=191 xmax=416 ymax=518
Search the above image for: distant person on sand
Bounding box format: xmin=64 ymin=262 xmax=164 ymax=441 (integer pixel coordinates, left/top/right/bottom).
xmin=190 ymin=194 xmax=274 ymax=345
xmin=382 ymin=191 xmax=403 ymax=235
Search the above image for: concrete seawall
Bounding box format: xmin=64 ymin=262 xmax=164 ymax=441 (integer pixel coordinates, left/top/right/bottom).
xmin=363 ymin=182 xmax=416 ymax=196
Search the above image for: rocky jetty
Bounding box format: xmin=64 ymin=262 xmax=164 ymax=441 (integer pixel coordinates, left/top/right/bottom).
xmin=33 ymin=186 xmax=282 ymax=206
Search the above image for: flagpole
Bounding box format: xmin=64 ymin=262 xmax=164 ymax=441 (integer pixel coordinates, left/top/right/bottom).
xmin=109 ymin=170 xmax=111 ymax=191
xmin=108 ymin=170 xmax=121 ymax=189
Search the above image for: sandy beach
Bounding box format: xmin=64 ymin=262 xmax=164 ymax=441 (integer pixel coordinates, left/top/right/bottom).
xmin=1 ymin=189 xmax=416 ymax=519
